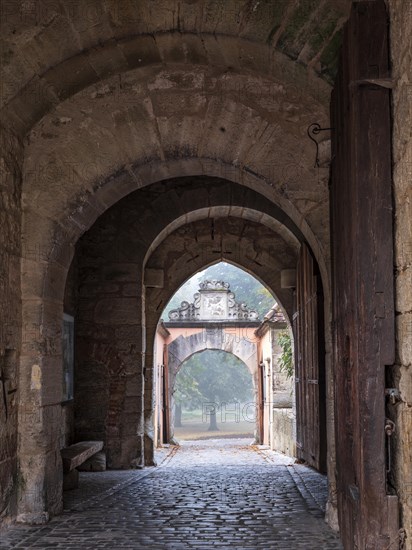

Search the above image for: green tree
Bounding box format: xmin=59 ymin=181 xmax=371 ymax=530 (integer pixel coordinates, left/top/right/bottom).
xmin=174 ymin=367 xmax=203 ymax=426
xmin=277 ymin=330 xmax=294 ymax=378
xmin=175 ymin=350 xmax=254 ymax=430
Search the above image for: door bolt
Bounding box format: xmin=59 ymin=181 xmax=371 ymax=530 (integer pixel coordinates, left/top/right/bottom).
xmin=385 ymin=388 xmax=401 ymax=405
xmin=385 ymin=419 xmax=396 ymax=436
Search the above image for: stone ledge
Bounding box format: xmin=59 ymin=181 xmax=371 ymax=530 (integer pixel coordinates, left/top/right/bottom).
xmin=60 ymin=441 xmax=104 ymax=473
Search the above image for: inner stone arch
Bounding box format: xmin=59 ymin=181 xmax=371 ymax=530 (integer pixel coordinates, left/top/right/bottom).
xmin=153 ymin=273 xmax=277 ymax=446
xmin=168 ymin=325 xmax=260 ymax=379
xmin=172 ymin=348 xmax=257 ymax=441
xmin=14 ymin=169 xmax=333 ymax=526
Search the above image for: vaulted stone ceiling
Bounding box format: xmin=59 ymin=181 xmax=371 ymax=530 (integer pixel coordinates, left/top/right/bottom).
xmin=74 ymin=176 xmax=300 ymax=319
xmin=145 ymin=215 xmax=298 ymax=320
xmin=1 ymin=0 xmax=352 ymax=123
xmin=1 ymin=0 xmax=354 ymax=349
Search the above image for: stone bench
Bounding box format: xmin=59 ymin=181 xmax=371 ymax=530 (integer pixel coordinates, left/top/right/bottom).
xmin=61 ymin=440 xmax=103 ymax=490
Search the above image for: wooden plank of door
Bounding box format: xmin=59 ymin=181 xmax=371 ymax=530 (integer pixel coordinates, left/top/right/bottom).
xmin=330 ymin=1 xmax=397 ymax=547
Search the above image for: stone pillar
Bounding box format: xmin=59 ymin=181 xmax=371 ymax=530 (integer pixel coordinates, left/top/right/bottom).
xmin=0 ymin=127 xmax=22 ymax=524
xmin=143 ymin=309 xmax=163 ymax=466
xmin=143 ymin=354 xmax=156 ymax=466
xmin=18 ymin=213 xmax=75 ymax=522
xmin=388 ymin=2 xmax=412 ymax=546
xmin=18 ymin=293 xmax=65 ymax=523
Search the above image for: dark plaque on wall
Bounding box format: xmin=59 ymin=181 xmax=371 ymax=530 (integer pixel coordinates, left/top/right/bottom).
xmin=62 ymin=313 xmax=74 ymax=401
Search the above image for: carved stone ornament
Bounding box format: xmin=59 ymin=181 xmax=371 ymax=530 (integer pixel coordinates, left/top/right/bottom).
xmin=168 ymin=280 xmax=259 ymax=321
xmin=198 ymin=280 xmax=230 ymax=291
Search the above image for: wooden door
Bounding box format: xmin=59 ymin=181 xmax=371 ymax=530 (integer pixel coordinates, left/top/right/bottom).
xmin=330 ymin=1 xmax=398 ymax=547
xmin=162 ymin=345 xmax=170 ymax=444
xmin=294 ymin=244 xmax=326 ymax=473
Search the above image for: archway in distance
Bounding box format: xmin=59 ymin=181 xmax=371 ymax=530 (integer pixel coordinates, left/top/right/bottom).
xmin=173 ymin=349 xmax=255 ymax=442
xmin=153 ymin=261 xmax=293 ymax=450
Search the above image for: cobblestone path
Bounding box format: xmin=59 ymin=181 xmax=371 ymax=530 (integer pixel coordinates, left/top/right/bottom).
xmin=1 ymin=439 xmax=343 ymax=549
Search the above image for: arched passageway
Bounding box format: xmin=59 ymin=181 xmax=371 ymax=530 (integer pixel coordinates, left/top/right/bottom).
xmin=0 ymin=1 xmax=410 ymax=548
xmin=164 ymin=329 xmax=260 ymax=442
xmin=66 ymin=179 xmax=306 ymax=464
xmin=61 ymin=175 xmax=328 ymax=506
xmin=152 ymin=266 xmax=296 ymax=453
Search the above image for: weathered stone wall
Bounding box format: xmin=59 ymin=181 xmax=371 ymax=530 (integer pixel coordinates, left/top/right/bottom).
xmin=272 ymin=409 xmax=296 ymax=457
xmin=387 ymin=1 xmax=412 ymax=546
xmin=74 ymin=211 xmax=144 ymax=469
xmin=0 ymin=127 xmax=22 ymax=526
xmin=270 ymin=326 xmax=296 ymax=458
xmin=258 ymin=323 xmax=295 ymax=454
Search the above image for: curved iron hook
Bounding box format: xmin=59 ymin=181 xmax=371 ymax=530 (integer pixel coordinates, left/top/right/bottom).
xmin=307 ymin=123 xmax=322 ymax=168
xmin=307 ymin=123 xmax=334 ymax=168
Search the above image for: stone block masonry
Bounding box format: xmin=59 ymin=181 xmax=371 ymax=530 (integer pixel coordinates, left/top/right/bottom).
xmin=387 ymin=1 xmax=412 ymax=546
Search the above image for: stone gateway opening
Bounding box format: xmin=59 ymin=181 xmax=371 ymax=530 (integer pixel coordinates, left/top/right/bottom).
xmin=0 ymin=1 xmax=410 ymax=549
xmin=152 ymin=268 xmax=297 ymax=455
xmin=172 ymin=349 xmax=256 ymax=441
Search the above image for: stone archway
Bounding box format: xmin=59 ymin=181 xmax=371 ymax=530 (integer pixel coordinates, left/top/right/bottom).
xmin=15 ymin=170 xmax=334 ymax=526
xmin=14 ymin=48 xmax=336 ymax=521
xmin=153 ymin=277 xmax=293 ymax=450
xmin=0 ymin=1 xmax=409 ymax=547
xmin=167 ymin=329 xmax=260 ymax=441
xmin=0 ymin=3 xmax=345 ymax=527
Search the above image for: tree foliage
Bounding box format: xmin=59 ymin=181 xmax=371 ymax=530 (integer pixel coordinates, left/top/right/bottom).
xmin=174 ymin=350 xmax=254 ymax=408
xmin=277 ymin=330 xmax=294 ymax=378
xmin=174 ymin=367 xmax=203 ymax=407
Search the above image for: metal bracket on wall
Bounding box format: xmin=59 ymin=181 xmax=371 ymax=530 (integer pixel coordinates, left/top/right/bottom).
xmin=0 ymin=364 xmax=8 ymax=420
xmin=349 ymin=78 xmax=394 ymax=89
xmin=307 ymin=123 xmax=334 ymax=168
xmin=384 ymin=418 xmax=396 ymax=475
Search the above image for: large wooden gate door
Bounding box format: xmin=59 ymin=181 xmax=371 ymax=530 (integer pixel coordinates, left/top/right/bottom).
xmin=294 ymin=243 xmax=326 ymax=473
xmin=330 ymin=1 xmax=398 ymax=548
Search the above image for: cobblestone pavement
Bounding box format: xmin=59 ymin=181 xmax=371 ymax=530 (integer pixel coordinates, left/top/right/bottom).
xmin=1 ymin=439 xmax=343 ymax=549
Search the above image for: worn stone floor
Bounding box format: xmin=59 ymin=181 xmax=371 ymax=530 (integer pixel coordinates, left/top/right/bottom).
xmin=0 ymin=439 xmax=343 ymax=549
